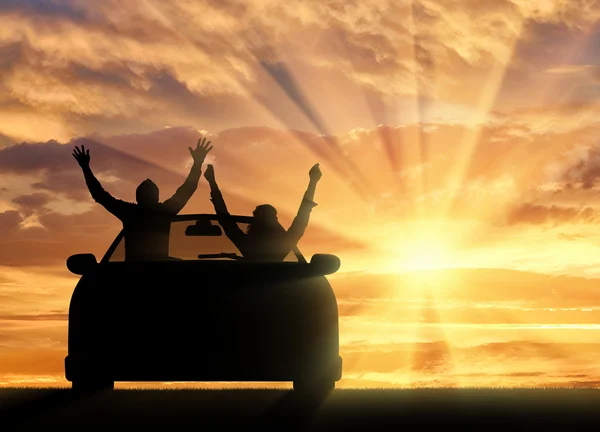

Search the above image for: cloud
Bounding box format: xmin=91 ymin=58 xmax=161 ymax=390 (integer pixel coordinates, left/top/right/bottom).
xmin=0 ymin=0 xmax=597 ymax=142
xmin=0 ymin=0 xmax=91 ymax=21
xmin=500 ymin=142 xmax=600 ymax=227
xmin=545 ymin=65 xmax=600 ymax=80
xmin=0 ymin=208 xmax=118 ymax=266
xmin=331 ymin=268 xmax=600 ymax=308
xmin=506 ymin=203 xmax=599 ymax=225
xmin=558 ymin=232 xmax=586 ymax=241
xmin=2 ymin=338 xmax=599 ymax=387
xmin=0 ymin=210 xmax=22 ymax=236
xmin=0 ymin=347 xmax=66 ymax=376
xmin=0 ymin=313 xmax=68 ymax=321
xmin=561 ymin=145 xmax=600 ymax=190
xmin=340 ymin=340 xmax=600 ymax=388
xmin=11 ymin=192 xmax=51 ymax=217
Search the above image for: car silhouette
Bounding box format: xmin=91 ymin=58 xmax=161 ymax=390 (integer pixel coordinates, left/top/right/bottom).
xmin=64 ymin=214 xmax=343 ymax=394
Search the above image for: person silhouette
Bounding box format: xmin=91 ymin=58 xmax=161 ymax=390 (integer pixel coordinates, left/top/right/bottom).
xmin=72 ymin=137 xmax=213 ymax=261
xmin=204 ymin=163 xmax=322 ymax=262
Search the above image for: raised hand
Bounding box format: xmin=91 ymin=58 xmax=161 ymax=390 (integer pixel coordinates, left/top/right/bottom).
xmin=204 ymin=164 xmax=216 ymax=183
xmin=189 ymin=136 xmax=213 ymax=165
xmin=72 ymin=145 xmax=90 ymax=167
xmin=309 ymin=163 xmax=322 ymax=182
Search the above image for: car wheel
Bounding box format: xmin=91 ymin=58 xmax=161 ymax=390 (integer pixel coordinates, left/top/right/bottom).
xmin=293 ymin=378 xmax=335 ymax=398
xmin=72 ymin=379 xmax=114 ymax=393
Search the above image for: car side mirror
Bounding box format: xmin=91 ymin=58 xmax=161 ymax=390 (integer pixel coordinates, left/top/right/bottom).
xmin=310 ymin=254 xmax=341 ymax=275
xmin=67 ymin=253 xmax=98 ymax=275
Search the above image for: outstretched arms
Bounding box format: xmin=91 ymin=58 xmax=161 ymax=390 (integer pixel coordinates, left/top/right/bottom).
xmin=72 ymin=145 xmax=131 ymax=218
xmin=286 ymin=163 xmax=322 ymax=244
xmin=162 ymin=137 xmax=212 ymax=214
xmin=204 ymin=164 xmax=246 ymax=247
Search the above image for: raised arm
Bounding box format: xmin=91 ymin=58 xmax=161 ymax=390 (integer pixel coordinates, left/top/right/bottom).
xmin=72 ymin=145 xmax=131 ymax=218
xmin=204 ymin=164 xmax=246 ymax=248
xmin=162 ymin=137 xmax=213 ymax=214
xmin=286 ymin=163 xmax=322 ymax=244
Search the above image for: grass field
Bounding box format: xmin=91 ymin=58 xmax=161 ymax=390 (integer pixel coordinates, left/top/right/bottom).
xmin=2 ymin=387 xmax=600 ymax=430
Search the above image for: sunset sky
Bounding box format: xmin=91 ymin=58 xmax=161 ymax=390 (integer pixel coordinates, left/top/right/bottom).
xmin=2 ymin=0 xmax=600 ymax=388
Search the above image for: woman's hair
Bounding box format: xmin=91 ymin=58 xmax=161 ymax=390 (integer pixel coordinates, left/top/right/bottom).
xmin=247 ymin=204 xmax=286 ymax=234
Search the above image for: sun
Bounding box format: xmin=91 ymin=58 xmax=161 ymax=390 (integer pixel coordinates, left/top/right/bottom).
xmin=372 ymin=220 xmax=462 ymax=275
xmin=402 ymin=238 xmax=455 ymax=272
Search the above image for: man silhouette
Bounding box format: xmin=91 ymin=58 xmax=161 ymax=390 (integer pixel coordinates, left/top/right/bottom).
xmin=204 ymin=163 xmax=322 ymax=261
xmin=73 ymin=137 xmax=213 ymax=261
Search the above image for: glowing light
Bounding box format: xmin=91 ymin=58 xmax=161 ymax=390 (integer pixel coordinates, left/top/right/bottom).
xmin=369 ymin=220 xmax=462 ymax=276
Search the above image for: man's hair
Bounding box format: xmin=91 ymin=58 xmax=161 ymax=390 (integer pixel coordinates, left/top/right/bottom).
xmin=136 ymin=178 xmax=159 ymax=203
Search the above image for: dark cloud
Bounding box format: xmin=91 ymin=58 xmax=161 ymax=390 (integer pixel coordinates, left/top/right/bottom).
xmin=0 ymin=140 xmax=69 ymax=173
xmin=0 ymin=0 xmax=90 ymax=22
xmin=0 ymin=0 xmax=180 ymax=43
xmin=562 ymin=145 xmax=600 ymax=190
xmin=513 ymin=21 xmax=582 ymax=69
xmin=11 ymin=192 xmax=51 ymax=216
xmin=0 ymin=130 xmax=202 ymax=202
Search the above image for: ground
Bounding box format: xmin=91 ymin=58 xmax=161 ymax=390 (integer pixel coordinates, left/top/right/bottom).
xmin=2 ymin=387 xmax=600 ymax=430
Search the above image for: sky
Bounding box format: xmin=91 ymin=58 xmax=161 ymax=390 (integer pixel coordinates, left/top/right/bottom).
xmin=1 ymin=0 xmax=600 ymax=388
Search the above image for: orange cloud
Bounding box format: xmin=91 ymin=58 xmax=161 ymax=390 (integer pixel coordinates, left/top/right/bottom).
xmin=0 ymin=0 xmax=598 ymax=143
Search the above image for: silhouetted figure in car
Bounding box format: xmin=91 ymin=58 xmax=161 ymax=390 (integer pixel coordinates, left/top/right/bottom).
xmin=204 ymin=163 xmax=322 ymax=262
xmin=72 ymin=137 xmax=213 ymax=261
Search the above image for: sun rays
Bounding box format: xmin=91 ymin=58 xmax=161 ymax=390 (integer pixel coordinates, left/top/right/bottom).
xmin=120 ymin=0 xmax=547 ymax=277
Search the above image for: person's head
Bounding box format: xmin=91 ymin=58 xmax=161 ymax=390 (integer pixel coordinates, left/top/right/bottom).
xmin=136 ymin=179 xmax=159 ymax=205
xmin=247 ymin=204 xmax=284 ymax=234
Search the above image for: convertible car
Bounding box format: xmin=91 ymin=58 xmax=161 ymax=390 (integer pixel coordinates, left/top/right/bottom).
xmin=64 ymin=214 xmax=343 ymax=394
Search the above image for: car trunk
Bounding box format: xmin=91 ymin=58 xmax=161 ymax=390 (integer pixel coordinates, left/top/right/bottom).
xmin=73 ymin=260 xmax=339 ymax=381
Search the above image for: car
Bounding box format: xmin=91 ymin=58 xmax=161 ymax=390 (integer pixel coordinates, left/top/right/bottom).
xmin=64 ymin=213 xmax=343 ymax=395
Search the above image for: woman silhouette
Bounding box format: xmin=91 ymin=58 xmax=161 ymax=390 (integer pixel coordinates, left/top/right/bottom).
xmin=203 ymin=163 xmax=322 ymax=262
